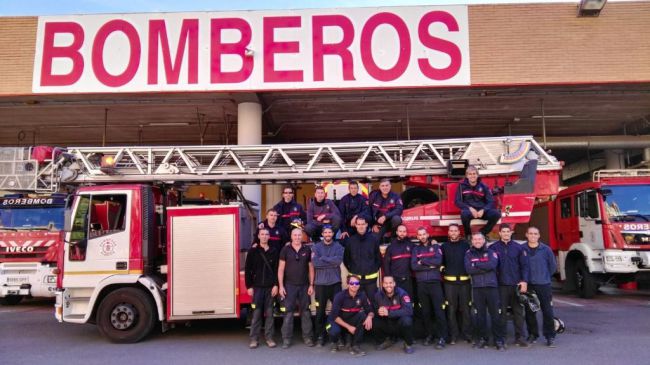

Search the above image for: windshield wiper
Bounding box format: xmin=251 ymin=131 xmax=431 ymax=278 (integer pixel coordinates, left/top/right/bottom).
xmin=0 ymin=228 xmax=18 ymax=231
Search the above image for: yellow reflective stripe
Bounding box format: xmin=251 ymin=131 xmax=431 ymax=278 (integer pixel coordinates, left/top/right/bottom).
xmin=314 ymin=301 xmax=320 ymax=307
xmin=326 ymin=324 xmax=331 ymax=330
xmin=280 ymin=307 xmax=287 ymax=312
xmin=251 ymin=304 xmax=256 ymax=309
xmin=64 ymin=270 xmax=143 ymax=276
xmin=365 ymin=272 xmax=379 ymax=279
xmin=460 ymin=276 xmax=470 ymax=281
xmin=444 ymin=275 xmax=470 ymax=281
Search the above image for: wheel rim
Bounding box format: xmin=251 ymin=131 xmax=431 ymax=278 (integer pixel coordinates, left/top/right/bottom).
xmin=110 ymin=303 xmax=138 ymax=330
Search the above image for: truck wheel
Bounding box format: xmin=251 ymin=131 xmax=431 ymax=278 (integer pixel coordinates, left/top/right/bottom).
xmin=401 ymin=187 xmax=438 ymax=209
xmin=575 ymin=260 xmax=598 ymax=299
xmin=96 ymin=288 xmax=156 ymax=343
xmin=0 ymin=295 xmax=23 ymax=305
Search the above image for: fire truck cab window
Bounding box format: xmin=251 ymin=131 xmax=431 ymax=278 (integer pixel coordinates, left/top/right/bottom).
xmin=578 ymin=191 xmax=600 ymax=219
xmin=560 ymin=197 xmax=572 ymax=218
xmin=69 ymin=194 xmax=127 ymax=261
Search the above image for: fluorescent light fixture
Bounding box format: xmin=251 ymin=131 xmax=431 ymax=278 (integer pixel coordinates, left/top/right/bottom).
xmin=530 ymin=115 xmax=574 ymax=119
xmin=578 ymin=0 xmax=607 ymax=17
xmin=341 ymin=119 xmax=382 ymax=123
xmin=147 ymin=122 xmax=191 ymax=126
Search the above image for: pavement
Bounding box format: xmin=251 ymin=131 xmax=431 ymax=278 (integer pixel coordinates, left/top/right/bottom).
xmin=1 ymin=287 xmax=650 ymax=365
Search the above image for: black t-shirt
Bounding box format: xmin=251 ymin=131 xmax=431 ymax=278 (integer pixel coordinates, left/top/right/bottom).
xmin=279 ymin=244 xmax=312 ymax=286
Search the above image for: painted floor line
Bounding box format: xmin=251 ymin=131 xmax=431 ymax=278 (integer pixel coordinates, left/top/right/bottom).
xmin=554 ymin=298 xmax=585 ymax=307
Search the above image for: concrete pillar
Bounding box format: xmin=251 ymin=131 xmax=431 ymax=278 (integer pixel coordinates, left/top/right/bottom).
xmin=237 ymin=102 xmax=262 ymax=218
xmin=604 ymin=149 xmax=625 ymax=170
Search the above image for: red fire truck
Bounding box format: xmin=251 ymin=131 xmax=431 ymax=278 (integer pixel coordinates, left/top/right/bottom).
xmin=0 ymin=194 xmax=66 ymax=305
xmin=1 ymin=136 xmax=561 ymax=342
xmin=523 ymin=169 xmax=650 ymax=298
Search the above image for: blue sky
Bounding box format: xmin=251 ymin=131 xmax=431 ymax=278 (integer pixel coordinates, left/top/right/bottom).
xmin=0 ymin=0 xmax=624 ymax=16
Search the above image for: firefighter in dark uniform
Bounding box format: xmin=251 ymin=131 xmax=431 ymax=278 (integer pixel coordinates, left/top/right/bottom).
xmin=338 ymin=180 xmax=372 ymax=239
xmin=342 ymin=216 xmax=381 ymax=300
xmin=278 ymin=228 xmax=315 ymax=348
xmin=273 ymin=185 xmax=307 ymax=234
xmin=465 ymin=232 xmax=505 ymax=350
xmin=327 ymin=275 xmax=375 ymax=356
xmin=524 ymin=226 xmax=558 ymax=347
xmin=311 ymin=225 xmax=345 ymax=347
xmin=256 ymin=208 xmax=289 ymax=251
xmin=245 ymin=228 xmax=279 ymax=349
xmin=382 ymin=224 xmax=414 ymax=298
xmin=305 ymin=186 xmax=342 ymax=241
xmin=492 ymin=223 xmax=530 ymax=347
xmin=441 ymin=223 xmax=473 ymax=344
xmin=369 ymin=178 xmax=404 ymax=238
xmin=454 ymin=165 xmax=501 ymax=237
xmin=373 ymin=275 xmax=416 ymax=354
xmin=411 ymin=227 xmax=448 ymax=349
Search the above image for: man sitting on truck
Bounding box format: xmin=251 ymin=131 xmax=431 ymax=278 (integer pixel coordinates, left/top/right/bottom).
xmin=256 ymin=208 xmax=289 ymax=251
xmin=369 ymin=178 xmax=404 ymax=238
xmin=273 ymin=186 xmax=307 ymax=234
xmin=338 ymin=181 xmax=372 ymax=239
xmin=454 ymin=166 xmax=501 ymax=237
xmin=305 ymin=186 xmax=342 ymax=242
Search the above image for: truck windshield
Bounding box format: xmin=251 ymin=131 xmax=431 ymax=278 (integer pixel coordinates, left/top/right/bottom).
xmin=603 ymin=184 xmax=650 ymax=222
xmin=0 ymin=207 xmax=65 ymax=230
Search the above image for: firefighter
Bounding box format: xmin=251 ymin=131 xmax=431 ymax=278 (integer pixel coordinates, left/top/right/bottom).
xmin=311 ymin=225 xmax=345 ymax=347
xmin=523 ymin=226 xmax=558 ymax=347
xmin=338 ymin=180 xmax=372 ymax=239
xmin=305 ymin=186 xmax=342 ymax=242
xmin=454 ymin=166 xmax=501 ymax=237
xmin=369 ymin=178 xmax=404 ymax=238
xmin=441 ymin=223 xmax=473 ymax=344
xmin=411 ymin=227 xmax=447 ymax=349
xmin=278 ymin=228 xmax=315 ymax=348
xmin=382 ymin=225 xmax=414 ymax=298
xmin=327 ymin=275 xmax=375 ymax=356
xmin=273 ymin=185 xmax=307 ymax=234
xmin=245 ymin=228 xmax=279 ymax=349
xmin=464 ymin=232 xmax=506 ymax=351
xmin=492 ymin=223 xmax=530 ymax=347
xmin=256 ymin=208 xmax=289 ymax=251
xmin=373 ymin=275 xmax=415 ymax=354
xmin=342 ymin=216 xmax=382 ymax=300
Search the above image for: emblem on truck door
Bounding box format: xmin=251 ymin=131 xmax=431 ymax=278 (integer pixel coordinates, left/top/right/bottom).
xmin=100 ymin=239 xmax=117 ymax=256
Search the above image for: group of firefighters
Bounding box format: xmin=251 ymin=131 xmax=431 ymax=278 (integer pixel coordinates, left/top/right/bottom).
xmin=244 ymin=167 xmax=558 ymax=356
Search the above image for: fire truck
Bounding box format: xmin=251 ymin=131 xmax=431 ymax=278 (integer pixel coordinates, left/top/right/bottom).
xmin=1 ymin=136 xmax=560 ymax=342
xmin=0 ymin=146 xmax=68 ymax=305
xmin=522 ymin=169 xmax=650 ymax=298
xmin=0 ymin=194 xmax=65 ymax=305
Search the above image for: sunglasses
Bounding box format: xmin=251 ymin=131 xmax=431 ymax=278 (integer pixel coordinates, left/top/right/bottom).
xmin=348 ymin=282 xmax=361 ymax=286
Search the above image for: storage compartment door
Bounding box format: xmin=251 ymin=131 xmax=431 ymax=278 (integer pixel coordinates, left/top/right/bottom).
xmin=170 ymin=213 xmax=236 ymax=319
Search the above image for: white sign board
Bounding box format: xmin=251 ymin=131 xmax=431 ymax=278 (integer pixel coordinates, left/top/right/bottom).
xmin=33 ymin=6 xmax=470 ymax=93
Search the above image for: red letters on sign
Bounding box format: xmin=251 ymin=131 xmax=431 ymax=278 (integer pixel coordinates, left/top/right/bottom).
xmin=210 ymin=18 xmax=253 ymax=84
xmin=40 ymin=22 xmax=85 ymax=86
xmin=417 ymin=11 xmax=462 ymax=81
xmin=263 ymin=16 xmax=303 ymax=83
xmin=360 ymin=12 xmax=411 ymax=82
xmin=148 ymin=19 xmax=199 ymax=85
xmin=92 ymin=20 xmax=141 ymax=87
xmin=312 ymin=15 xmax=355 ymax=82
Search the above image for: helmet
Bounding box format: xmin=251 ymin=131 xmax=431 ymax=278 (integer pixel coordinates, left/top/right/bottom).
xmin=517 ymin=288 xmax=541 ymax=313
xmin=289 ymin=218 xmax=304 ymax=230
xmin=553 ymin=317 xmax=566 ymax=334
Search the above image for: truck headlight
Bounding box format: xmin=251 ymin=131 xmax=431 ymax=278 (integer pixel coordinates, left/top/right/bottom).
xmin=46 ymin=275 xmax=57 ymax=284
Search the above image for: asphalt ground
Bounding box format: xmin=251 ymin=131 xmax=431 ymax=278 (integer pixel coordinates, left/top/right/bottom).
xmin=1 ymin=286 xmax=649 ymax=365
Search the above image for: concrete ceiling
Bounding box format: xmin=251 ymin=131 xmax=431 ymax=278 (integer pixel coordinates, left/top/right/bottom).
xmin=1 ymin=83 xmax=649 ymax=164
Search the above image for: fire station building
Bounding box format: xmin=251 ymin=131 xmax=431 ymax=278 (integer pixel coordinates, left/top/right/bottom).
xmin=0 ymin=1 xmax=649 ymax=209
